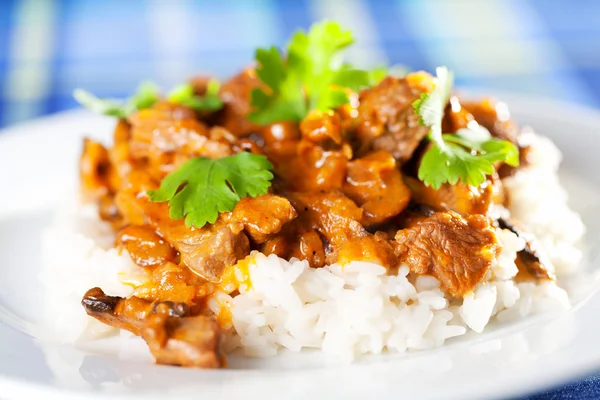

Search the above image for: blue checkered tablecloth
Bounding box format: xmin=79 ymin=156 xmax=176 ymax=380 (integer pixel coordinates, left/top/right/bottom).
xmin=1 ymin=0 xmax=599 ymax=398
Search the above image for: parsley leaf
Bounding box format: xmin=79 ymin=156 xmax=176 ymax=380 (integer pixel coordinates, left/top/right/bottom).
xmin=249 ymin=21 xmax=370 ymax=124
xmin=168 ymin=79 xmax=224 ymax=112
xmin=73 ymin=81 xmax=160 ymax=118
xmin=148 ymin=153 xmax=274 ymax=228
xmin=368 ymin=64 xmax=410 ymax=85
xmin=414 ymin=66 xmax=519 ymax=189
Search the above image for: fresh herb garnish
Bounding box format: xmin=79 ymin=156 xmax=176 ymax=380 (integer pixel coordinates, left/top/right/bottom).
xmin=168 ymin=79 xmax=223 ymax=112
xmin=368 ymin=64 xmax=409 ymax=85
xmin=415 ymin=66 xmax=519 ymax=189
xmin=73 ymin=81 xmax=160 ymax=118
xmin=148 ymin=153 xmax=274 ymax=228
xmin=249 ymin=21 xmax=370 ymax=124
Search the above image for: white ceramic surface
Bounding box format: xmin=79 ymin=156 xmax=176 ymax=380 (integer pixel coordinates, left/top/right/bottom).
xmin=1 ymin=95 xmax=600 ymax=400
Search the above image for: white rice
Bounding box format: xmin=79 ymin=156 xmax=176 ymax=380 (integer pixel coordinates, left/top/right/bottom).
xmin=503 ymin=129 xmax=586 ymax=274
xmin=39 ymin=197 xmax=144 ymax=342
xmin=39 ymin=131 xmax=581 ymax=361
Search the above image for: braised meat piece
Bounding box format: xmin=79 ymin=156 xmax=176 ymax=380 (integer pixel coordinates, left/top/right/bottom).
xmin=82 ymin=288 xmax=220 ymax=368
xmin=116 ymin=225 xmax=178 ymax=268
xmin=395 ymin=203 xmax=437 ymax=229
xmin=288 ymin=190 xmax=366 ymax=249
xmin=161 ymin=222 xmax=249 ymax=282
xmin=497 ymin=217 xmax=555 ymax=281
xmin=113 ymin=167 xmax=158 ymax=226
xmin=461 ymin=98 xmax=518 ymax=144
xmin=141 ymin=311 xmax=223 ymax=368
xmin=261 ymin=191 xmax=366 ymax=266
xmin=81 ymin=287 xmax=189 ymax=335
xmin=405 ymin=176 xmax=503 ymax=216
xmin=300 ymin=109 xmax=344 ymax=145
xmin=442 ymin=96 xmax=476 ymax=133
xmin=227 ymin=194 xmax=298 ymax=244
xmin=128 ymin=102 xmax=236 ymax=180
xmin=336 ymin=231 xmax=398 ymax=268
xmin=353 ymin=73 xmax=434 ymax=163
xmin=80 ymin=138 xmax=113 ymax=201
xmin=216 ymin=68 xmax=264 ymax=137
xmin=343 ymin=151 xmax=411 ymax=225
xmin=108 ymin=119 xmax=133 ymax=183
xmin=261 ymin=222 xmax=327 ymax=268
xmin=118 ymin=186 xmax=250 ymax=282
xmin=133 ymin=262 xmax=205 ymax=304
xmin=394 ymin=211 xmax=500 ymax=297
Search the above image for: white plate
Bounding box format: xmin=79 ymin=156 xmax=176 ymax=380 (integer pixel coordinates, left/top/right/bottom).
xmin=1 ymin=95 xmax=600 ymax=400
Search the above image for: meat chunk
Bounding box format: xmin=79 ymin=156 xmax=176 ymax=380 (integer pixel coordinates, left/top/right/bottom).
xmin=82 ymin=288 xmax=221 ymax=368
xmin=273 ymin=140 xmax=352 ymax=192
xmin=300 ymin=109 xmax=343 ymax=145
xmin=227 ymin=194 xmax=297 ymax=244
xmin=133 ymin=262 xmax=203 ymax=304
xmin=142 ymin=312 xmax=223 ymax=368
xmin=343 ymin=151 xmax=411 ymax=225
xmin=336 ymin=232 xmax=398 ymax=268
xmin=118 ymin=185 xmax=250 ymax=282
xmin=442 ymin=96 xmax=476 ymax=134
xmin=216 ymin=68 xmax=264 ymax=137
xmin=404 ymin=176 xmax=503 ymax=216
xmin=497 ymin=217 xmax=555 ymax=281
xmin=461 ymin=98 xmax=519 ymax=144
xmin=288 ymin=190 xmax=366 ymax=249
xmin=107 ymin=120 xmax=133 ymax=186
xmin=113 ymin=167 xmax=158 ymax=226
xmin=80 ymin=138 xmax=112 ymax=201
xmin=395 ymin=203 xmax=437 ymax=229
xmin=261 ymin=223 xmax=327 ymax=268
xmin=262 ymin=191 xmax=365 ymax=266
xmin=116 ymin=225 xmax=178 ymax=268
xmin=394 ymin=211 xmax=500 ymax=297
xmin=165 ymin=222 xmax=250 ymax=282
xmin=128 ymin=102 xmax=235 ymax=180
xmin=81 ymin=287 xmax=189 ymax=335
xmin=354 ymin=72 xmax=434 ymax=163
xmin=444 ymin=96 xmax=527 ymax=177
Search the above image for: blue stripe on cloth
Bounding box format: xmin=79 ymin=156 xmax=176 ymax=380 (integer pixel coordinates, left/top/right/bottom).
xmin=58 ymin=0 xmax=153 ymax=61
xmin=273 ymin=0 xmax=312 ymax=44
xmin=365 ymin=0 xmax=429 ymax=71
xmin=183 ymin=0 xmax=281 ymax=77
xmin=531 ymin=0 xmax=600 ymax=107
xmin=45 ymin=0 xmax=65 ymax=115
xmin=0 ymin=0 xmax=16 ymax=60
xmin=0 ymin=0 xmax=16 ymax=124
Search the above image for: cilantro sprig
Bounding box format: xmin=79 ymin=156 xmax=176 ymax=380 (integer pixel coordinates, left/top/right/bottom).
xmin=415 ymin=66 xmax=519 ymax=189
xmin=74 ymin=80 xmax=223 ymax=118
xmin=73 ymin=82 xmax=160 ymax=118
xmin=249 ymin=21 xmax=371 ymax=124
xmin=368 ymin=64 xmax=409 ymax=85
xmin=167 ymin=79 xmax=223 ymax=112
xmin=148 ymin=153 xmax=274 ymax=228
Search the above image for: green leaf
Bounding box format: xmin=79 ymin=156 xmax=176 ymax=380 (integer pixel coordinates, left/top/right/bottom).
xmin=168 ymin=80 xmax=224 ymax=112
xmin=330 ymin=66 xmax=370 ymax=92
xmin=412 ymin=66 xmax=453 ymax=133
xmin=414 ymin=66 xmax=519 ymax=188
xmin=130 ymin=81 xmax=161 ymax=110
xmin=73 ymin=89 xmax=129 ymax=118
xmin=74 ymin=81 xmax=161 ymax=118
xmin=148 ymin=153 xmax=274 ymax=228
xmin=249 ymin=46 xmax=306 ymax=123
xmin=249 ymin=21 xmax=371 ymax=124
xmin=367 ymin=64 xmax=410 ymax=85
xmin=368 ymin=65 xmax=388 ymax=85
